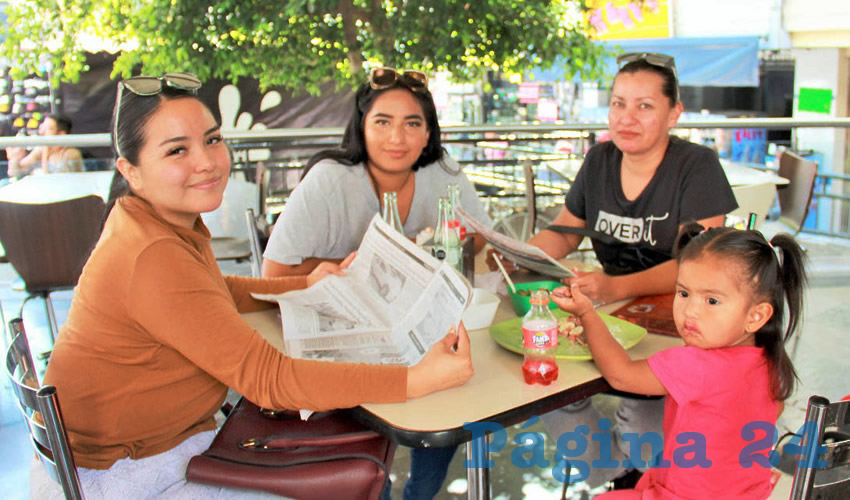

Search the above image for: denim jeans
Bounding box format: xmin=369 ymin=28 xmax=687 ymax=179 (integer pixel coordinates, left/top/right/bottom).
xmin=381 ymin=445 xmax=458 ymax=500
xmin=403 ymin=446 xmax=458 ymax=500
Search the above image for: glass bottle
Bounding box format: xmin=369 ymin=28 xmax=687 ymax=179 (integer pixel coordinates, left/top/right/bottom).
xmin=382 ymin=191 xmax=404 ymax=234
xmin=446 ymin=183 xmax=465 ymax=240
xmin=432 ymin=196 xmax=462 ymax=272
xmin=521 ymin=290 xmax=559 ymax=385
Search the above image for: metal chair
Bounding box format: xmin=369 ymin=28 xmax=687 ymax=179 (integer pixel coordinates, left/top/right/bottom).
xmin=245 ymin=208 xmax=264 ymax=278
xmin=209 ymin=236 xmax=252 ymax=263
xmin=0 ymin=195 xmax=105 ymax=345
xmin=6 ymin=318 xmax=82 ymax=499
xmin=492 ymin=161 xmax=555 ymax=240
xmin=775 ymin=150 xmax=819 ymax=236
xmin=789 ymin=395 xmax=850 ymax=499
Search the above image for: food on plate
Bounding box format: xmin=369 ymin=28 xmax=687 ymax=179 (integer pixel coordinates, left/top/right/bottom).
xmin=557 ymin=316 xmax=586 ymax=346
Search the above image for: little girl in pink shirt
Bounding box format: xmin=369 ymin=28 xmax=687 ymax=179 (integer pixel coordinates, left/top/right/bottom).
xmin=553 ymin=224 xmax=806 ymax=499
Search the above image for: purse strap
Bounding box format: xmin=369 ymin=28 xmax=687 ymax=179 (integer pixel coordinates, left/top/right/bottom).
xmin=239 ymin=430 xmax=382 ymax=450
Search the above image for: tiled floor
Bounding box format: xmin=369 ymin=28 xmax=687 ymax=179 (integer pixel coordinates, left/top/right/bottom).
xmin=2 ymin=234 xmax=849 ymax=499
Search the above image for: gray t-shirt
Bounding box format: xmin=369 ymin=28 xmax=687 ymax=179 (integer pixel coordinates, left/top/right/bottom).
xmin=264 ymin=156 xmax=492 ymax=265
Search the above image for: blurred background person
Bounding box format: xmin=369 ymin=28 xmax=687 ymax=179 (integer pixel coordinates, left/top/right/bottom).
xmin=5 ymin=113 xmax=83 ymax=177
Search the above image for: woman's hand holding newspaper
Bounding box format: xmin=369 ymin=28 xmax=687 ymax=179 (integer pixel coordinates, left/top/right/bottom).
xmin=305 ymin=252 xmax=357 ymax=287
xmin=406 ymin=323 xmax=473 ymax=399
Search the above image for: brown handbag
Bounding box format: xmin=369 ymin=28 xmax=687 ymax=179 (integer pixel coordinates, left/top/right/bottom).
xmin=186 ymin=397 xmax=395 ymax=500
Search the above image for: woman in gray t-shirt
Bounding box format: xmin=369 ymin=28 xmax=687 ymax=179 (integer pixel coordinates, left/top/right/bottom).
xmin=263 ymin=69 xmax=491 ymax=278
xmin=262 ymin=69 xmax=492 ymax=500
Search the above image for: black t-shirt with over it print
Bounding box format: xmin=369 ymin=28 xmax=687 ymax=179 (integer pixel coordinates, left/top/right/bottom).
xmin=565 ymin=136 xmax=738 ymax=276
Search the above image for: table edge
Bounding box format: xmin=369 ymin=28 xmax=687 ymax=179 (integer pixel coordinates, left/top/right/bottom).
xmin=350 ymin=377 xmax=612 ymax=448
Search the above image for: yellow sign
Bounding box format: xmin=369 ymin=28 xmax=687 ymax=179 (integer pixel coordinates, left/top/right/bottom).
xmin=585 ymin=0 xmax=670 ymax=40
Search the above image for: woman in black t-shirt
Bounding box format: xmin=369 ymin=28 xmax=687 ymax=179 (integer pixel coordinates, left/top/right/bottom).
xmin=527 ymin=54 xmax=738 ymax=491
xmin=528 ymin=53 xmax=737 ymax=305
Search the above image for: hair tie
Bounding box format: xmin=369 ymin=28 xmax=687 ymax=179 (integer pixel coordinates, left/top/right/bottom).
xmin=769 ymin=241 xmax=782 ymax=264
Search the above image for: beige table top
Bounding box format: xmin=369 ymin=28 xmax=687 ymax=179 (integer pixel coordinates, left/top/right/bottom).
xmin=244 ymin=293 xmax=683 ymax=444
xmin=721 ymin=159 xmax=789 ymax=186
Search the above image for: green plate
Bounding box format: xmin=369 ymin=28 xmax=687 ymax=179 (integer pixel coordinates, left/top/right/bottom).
xmin=488 ymin=309 xmax=648 ymax=360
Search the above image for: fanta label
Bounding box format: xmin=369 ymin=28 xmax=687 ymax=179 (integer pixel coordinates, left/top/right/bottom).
xmin=522 ymin=326 xmax=558 ymax=349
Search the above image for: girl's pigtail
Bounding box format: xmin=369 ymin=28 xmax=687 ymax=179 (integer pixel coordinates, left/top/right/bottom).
xmin=770 ymin=233 xmax=807 ymax=343
xmin=765 ymin=233 xmax=807 ymax=401
xmin=673 ymin=221 xmax=705 ymax=259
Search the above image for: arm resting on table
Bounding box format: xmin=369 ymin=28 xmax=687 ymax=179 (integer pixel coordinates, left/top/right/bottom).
xmin=527 ymin=206 xmax=585 ymax=259
xmin=579 ymin=309 xmax=667 ymax=396
xmin=262 ymin=256 xmax=343 ymax=278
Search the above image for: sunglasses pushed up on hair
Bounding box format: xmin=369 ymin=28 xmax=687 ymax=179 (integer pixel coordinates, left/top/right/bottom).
xmin=616 ymin=52 xmax=680 ymax=102
xmin=616 ymin=52 xmax=676 ymax=71
xmin=119 ymin=72 xmax=202 ymax=96
xmin=113 ymin=72 xmax=202 ymax=157
xmin=369 ymin=67 xmax=428 ymax=92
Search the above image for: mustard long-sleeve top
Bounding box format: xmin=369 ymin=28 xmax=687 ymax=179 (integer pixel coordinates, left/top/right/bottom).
xmin=44 ymin=195 xmax=407 ymax=469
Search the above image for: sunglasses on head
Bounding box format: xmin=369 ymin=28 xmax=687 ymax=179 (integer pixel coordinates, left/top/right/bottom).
xmin=617 ymin=52 xmax=676 ymax=70
xmin=120 ymin=72 xmax=202 ymax=96
xmin=369 ymin=67 xmax=428 ymax=92
xmin=113 ymin=72 xmax=202 ymax=157
xmin=617 ymin=52 xmax=680 ymax=101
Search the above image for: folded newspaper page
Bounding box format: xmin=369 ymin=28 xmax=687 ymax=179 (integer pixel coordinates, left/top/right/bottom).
xmin=456 ymin=206 xmax=575 ymax=279
xmin=253 ymin=214 xmax=471 ymax=366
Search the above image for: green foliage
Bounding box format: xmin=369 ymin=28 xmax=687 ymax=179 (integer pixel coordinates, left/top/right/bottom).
xmin=1 ymin=0 xmax=612 ymax=94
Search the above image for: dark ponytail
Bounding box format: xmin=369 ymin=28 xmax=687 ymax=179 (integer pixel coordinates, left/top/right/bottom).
xmin=674 ymin=224 xmax=807 ymax=401
xmin=761 ymin=233 xmax=807 ymax=400
xmin=102 ymin=169 xmax=132 ymax=229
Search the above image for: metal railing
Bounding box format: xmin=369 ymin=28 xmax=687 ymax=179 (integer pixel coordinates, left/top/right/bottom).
xmin=2 ymin=117 xmax=848 ymax=238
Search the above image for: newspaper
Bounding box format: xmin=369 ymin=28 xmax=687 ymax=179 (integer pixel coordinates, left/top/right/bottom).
xmin=253 ymin=214 xmax=471 ymax=366
xmin=456 ymin=206 xmax=575 ymax=279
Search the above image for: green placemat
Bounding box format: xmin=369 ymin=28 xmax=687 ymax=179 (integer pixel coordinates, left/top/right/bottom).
xmin=488 ymin=309 xmax=647 ymax=360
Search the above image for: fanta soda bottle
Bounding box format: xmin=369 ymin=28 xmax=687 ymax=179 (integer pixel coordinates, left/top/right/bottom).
xmin=521 ymin=290 xmax=559 ymax=385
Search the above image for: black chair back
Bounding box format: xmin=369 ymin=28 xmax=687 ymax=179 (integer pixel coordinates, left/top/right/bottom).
xmin=5 ymin=318 xmax=83 ymax=500
xmin=0 ymin=195 xmax=105 ymax=293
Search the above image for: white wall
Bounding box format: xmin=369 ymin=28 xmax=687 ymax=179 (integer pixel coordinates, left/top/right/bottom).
xmin=791 ymin=47 xmax=849 ymax=232
xmin=784 ymin=0 xmax=850 ymax=33
xmin=784 ymin=0 xmax=850 ymax=47
xmin=673 ymin=0 xmax=773 ymax=38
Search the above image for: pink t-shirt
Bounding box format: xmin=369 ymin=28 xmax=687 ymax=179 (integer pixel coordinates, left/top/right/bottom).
xmin=640 ymin=346 xmax=778 ymax=499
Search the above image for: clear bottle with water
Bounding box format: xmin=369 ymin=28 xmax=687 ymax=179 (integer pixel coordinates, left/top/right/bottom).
xmin=521 ymin=290 xmax=559 ymax=385
xmin=382 ymin=191 xmax=404 ymax=234
xmin=432 ymin=196 xmax=461 ymax=272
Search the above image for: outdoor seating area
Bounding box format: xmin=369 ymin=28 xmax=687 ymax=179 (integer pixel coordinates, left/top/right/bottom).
xmin=2 ymin=0 xmax=849 ymax=494
xmin=2 ymin=222 xmax=849 ymax=499
xmin=2 ymin=121 xmax=849 ymax=498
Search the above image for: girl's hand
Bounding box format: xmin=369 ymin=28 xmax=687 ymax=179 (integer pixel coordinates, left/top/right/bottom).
xmin=566 ymin=269 xmax=617 ymax=305
xmin=551 ymin=284 xmax=594 ymax=318
xmin=306 ymin=252 xmax=356 ymax=287
xmin=407 ymin=323 xmax=473 ymax=399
